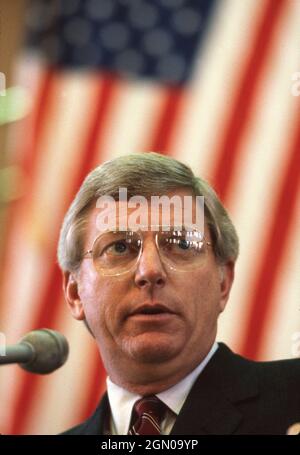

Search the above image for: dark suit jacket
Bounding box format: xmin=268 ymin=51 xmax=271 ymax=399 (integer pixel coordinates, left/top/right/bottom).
xmin=61 ymin=343 xmax=300 ymax=435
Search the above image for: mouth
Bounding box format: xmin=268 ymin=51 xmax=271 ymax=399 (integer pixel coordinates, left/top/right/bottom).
xmin=128 ymin=304 xmax=177 ymax=321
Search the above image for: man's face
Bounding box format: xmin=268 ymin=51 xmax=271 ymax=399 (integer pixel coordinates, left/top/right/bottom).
xmin=64 ymin=188 xmax=234 ymax=391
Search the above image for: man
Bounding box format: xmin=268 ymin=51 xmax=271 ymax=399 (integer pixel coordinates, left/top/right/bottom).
xmin=57 ymin=152 xmax=300 ymax=435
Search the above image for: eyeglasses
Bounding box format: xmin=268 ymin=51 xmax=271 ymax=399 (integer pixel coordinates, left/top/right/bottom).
xmin=82 ymin=228 xmax=212 ymax=276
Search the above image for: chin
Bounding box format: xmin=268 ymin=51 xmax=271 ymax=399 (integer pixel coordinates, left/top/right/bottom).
xmin=123 ymin=335 xmax=182 ymax=364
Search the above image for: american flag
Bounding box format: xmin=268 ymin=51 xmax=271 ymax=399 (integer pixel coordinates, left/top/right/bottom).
xmin=0 ymin=0 xmax=299 ymax=434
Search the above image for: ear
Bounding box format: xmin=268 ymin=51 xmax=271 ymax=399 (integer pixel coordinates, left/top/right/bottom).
xmin=63 ymin=271 xmax=85 ymax=321
xmin=219 ymin=260 xmax=235 ymax=313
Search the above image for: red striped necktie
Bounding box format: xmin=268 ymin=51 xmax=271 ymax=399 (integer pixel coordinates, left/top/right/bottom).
xmin=128 ymin=395 xmax=166 ymax=435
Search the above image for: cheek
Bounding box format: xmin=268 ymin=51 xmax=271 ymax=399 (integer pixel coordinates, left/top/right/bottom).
xmin=184 ymin=270 xmax=221 ymax=317
xmin=77 ymin=271 xmax=104 ymax=326
xmin=79 ymin=276 xmax=128 ymax=334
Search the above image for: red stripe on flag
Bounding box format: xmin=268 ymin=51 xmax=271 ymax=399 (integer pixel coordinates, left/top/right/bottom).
xmin=240 ymin=109 xmax=300 ymax=360
xmin=147 ymin=86 xmax=185 ymax=153
xmin=210 ymin=0 xmax=287 ymax=202
xmin=20 ymin=69 xmax=56 ymax=177
xmin=9 ymin=73 xmax=119 ymax=435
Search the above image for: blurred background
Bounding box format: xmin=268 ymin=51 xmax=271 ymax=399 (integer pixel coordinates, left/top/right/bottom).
xmin=0 ymin=0 xmax=299 ymax=435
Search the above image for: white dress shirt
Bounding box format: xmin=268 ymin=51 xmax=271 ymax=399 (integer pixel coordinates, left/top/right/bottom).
xmin=106 ymin=342 xmax=218 ymax=435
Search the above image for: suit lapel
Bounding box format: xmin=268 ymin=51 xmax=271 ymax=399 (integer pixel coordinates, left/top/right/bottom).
xmin=80 ymin=393 xmax=110 ymax=435
xmin=171 ymin=343 xmax=259 ymax=435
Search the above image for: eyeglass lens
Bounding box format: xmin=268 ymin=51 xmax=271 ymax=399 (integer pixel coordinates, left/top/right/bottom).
xmin=91 ymin=229 xmax=207 ymax=276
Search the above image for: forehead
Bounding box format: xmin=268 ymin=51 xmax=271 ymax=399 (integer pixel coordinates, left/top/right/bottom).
xmin=85 ymin=188 xmax=206 ymax=244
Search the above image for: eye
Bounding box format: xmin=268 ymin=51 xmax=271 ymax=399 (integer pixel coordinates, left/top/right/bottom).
xmin=105 ymin=237 xmax=141 ymax=256
xmin=110 ymin=240 xmax=128 ymax=254
xmin=160 ymin=235 xmax=191 ymax=250
xmin=159 ymin=233 xmax=203 ymax=256
xmin=164 ymin=235 xmax=191 ymax=248
xmin=177 ymin=238 xmax=190 ymax=250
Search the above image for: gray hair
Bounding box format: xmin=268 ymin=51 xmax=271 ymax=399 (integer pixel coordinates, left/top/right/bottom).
xmin=57 ymin=152 xmax=239 ymax=272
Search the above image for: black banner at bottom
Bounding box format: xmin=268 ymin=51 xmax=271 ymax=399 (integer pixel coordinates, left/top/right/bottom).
xmin=0 ymin=435 xmax=299 ymax=453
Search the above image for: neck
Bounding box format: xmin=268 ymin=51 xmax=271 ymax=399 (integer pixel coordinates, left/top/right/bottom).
xmin=103 ymin=343 xmax=215 ymax=395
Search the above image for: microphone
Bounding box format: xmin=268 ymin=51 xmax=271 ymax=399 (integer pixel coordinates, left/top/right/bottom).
xmin=0 ymin=329 xmax=69 ymax=374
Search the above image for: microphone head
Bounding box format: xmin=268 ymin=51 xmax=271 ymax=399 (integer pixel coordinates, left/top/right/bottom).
xmin=19 ymin=329 xmax=69 ymax=374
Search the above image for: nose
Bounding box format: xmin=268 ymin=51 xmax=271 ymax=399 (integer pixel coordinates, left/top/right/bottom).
xmin=134 ymin=238 xmax=167 ymax=289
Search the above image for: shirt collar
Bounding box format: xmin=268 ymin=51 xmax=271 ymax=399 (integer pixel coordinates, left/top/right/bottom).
xmin=106 ymin=342 xmax=218 ymax=435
